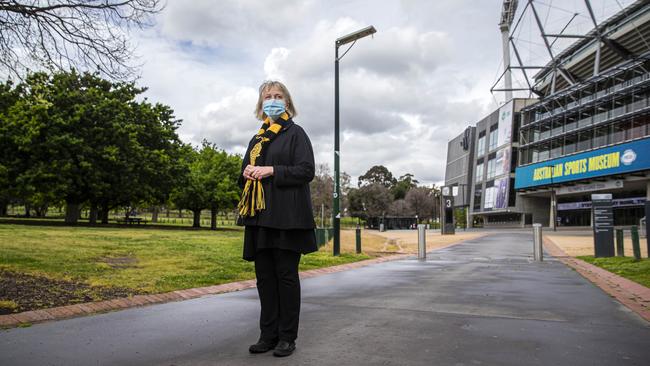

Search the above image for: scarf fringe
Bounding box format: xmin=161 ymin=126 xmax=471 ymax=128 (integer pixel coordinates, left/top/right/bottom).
xmin=238 ymin=179 xmax=266 ymax=217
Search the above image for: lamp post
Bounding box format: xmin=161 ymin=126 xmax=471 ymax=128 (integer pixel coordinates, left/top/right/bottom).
xmin=333 ymin=25 xmax=376 ymax=256
xmin=549 ymin=164 xmax=557 ymax=232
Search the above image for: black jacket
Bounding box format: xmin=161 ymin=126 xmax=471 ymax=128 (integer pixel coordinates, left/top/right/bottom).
xmin=237 ymin=120 xmax=316 ymax=229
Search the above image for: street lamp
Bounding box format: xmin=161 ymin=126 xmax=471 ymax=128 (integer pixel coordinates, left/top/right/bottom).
xmin=333 ymin=25 xmax=377 ymax=256
xmin=550 ymin=165 xmax=557 ymax=232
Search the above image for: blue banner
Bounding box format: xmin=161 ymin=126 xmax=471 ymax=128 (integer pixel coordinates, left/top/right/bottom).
xmin=515 ymin=137 xmax=650 ymax=189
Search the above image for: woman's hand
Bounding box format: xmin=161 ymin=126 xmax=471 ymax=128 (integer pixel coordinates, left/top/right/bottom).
xmin=243 ymin=165 xmax=274 ymax=180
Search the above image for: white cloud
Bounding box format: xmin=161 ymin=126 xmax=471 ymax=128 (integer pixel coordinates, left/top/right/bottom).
xmin=130 ymin=0 xmax=630 ymax=185
xmin=264 ymin=48 xmax=291 ymax=80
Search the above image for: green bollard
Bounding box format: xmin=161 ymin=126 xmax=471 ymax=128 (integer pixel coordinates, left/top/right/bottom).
xmin=355 ymin=228 xmax=361 ymax=254
xmin=631 ymin=226 xmax=641 ymax=261
xmin=616 ymin=229 xmax=625 ymax=257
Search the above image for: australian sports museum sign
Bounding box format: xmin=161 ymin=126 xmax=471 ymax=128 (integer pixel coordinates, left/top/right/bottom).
xmin=515 ymin=137 xmax=650 ymax=189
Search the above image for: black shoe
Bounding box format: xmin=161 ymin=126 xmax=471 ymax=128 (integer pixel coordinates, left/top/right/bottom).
xmin=273 ymin=340 xmax=296 ymax=357
xmin=248 ymin=339 xmax=278 ymax=354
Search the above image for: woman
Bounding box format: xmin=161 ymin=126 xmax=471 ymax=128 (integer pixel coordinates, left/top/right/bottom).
xmin=237 ymin=80 xmax=318 ymax=357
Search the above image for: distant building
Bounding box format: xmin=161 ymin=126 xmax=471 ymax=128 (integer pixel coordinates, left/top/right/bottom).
xmin=445 ymin=1 xmax=650 ymax=228
xmin=444 ymin=126 xmax=475 ymax=222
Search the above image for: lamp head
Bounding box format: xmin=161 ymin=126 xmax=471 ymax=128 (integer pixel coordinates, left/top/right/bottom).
xmin=336 ymin=25 xmax=377 ymax=47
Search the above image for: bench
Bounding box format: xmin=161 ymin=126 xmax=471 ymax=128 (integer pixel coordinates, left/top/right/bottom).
xmin=116 ymin=217 xmax=148 ymax=225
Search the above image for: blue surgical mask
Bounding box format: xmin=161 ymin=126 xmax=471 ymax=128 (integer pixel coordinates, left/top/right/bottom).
xmin=262 ymin=99 xmax=286 ymax=118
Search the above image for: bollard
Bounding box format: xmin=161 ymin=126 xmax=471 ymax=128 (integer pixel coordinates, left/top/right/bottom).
xmin=616 ymin=229 xmax=625 ymax=257
xmin=533 ymin=223 xmax=543 ymax=261
xmin=355 ymin=228 xmax=362 ymax=254
xmin=631 ymin=226 xmax=641 ymax=261
xmin=417 ymin=224 xmax=426 ymax=260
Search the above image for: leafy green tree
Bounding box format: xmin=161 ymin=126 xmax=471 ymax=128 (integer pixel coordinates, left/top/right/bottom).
xmin=358 ymin=165 xmax=396 ymax=188
xmin=0 ymin=80 xmax=21 ymax=216
xmin=171 ymin=142 xmax=242 ymax=229
xmin=1 ymin=70 xmax=184 ymax=223
xmin=90 ymin=98 xmax=185 ymax=224
xmin=391 ymin=173 xmax=419 ymax=200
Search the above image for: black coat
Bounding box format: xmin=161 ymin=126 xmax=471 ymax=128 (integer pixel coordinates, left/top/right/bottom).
xmin=237 ymin=120 xmax=316 ymax=229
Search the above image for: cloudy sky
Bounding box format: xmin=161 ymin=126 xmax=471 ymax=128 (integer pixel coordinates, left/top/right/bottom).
xmin=131 ymin=0 xmax=633 ymax=186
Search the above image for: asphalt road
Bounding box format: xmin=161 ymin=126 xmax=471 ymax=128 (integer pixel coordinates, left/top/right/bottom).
xmin=1 ymin=233 xmax=649 ymax=366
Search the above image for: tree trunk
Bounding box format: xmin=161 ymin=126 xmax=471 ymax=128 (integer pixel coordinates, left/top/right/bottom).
xmin=24 ymin=202 xmax=31 ymax=218
xmin=179 ymin=209 xmax=183 ymax=218
xmin=100 ymin=203 xmax=110 ymax=224
xmin=64 ymin=201 xmax=81 ymax=224
xmin=192 ymin=210 xmax=201 ymax=228
xmin=210 ymin=205 xmax=218 ymax=230
xmin=34 ymin=204 xmax=48 ymax=217
xmin=151 ymin=206 xmax=159 ymax=223
xmin=89 ymin=203 xmax=98 ymax=224
xmin=166 ymin=207 xmax=170 ymax=218
xmin=0 ymin=200 xmax=7 ymax=216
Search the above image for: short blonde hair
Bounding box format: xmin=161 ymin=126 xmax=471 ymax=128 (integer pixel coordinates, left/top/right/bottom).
xmin=254 ymin=80 xmax=297 ymax=120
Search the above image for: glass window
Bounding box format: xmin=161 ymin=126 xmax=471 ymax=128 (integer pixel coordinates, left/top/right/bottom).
xmin=539 ymin=121 xmax=551 ymax=140
xmin=486 ymin=158 xmax=496 ymax=179
xmin=488 ymin=128 xmax=498 ymax=151
xmin=475 ymin=163 xmax=484 ymax=183
xmin=484 ymin=180 xmax=496 ymax=210
xmin=519 ymin=147 xmax=530 ymax=165
xmin=550 ymin=139 xmax=562 ymax=159
xmin=564 ymin=133 xmax=577 ymax=155
xmin=578 ymin=111 xmax=592 ymax=128
xmin=593 ymin=126 xmax=608 ymax=148
xmin=577 ymin=130 xmax=592 ymax=152
xmin=477 ymin=132 xmax=486 ymax=156
xmin=531 ymin=125 xmax=540 ymax=143
xmin=565 ymin=116 xmax=577 ymax=132
xmin=610 ymin=121 xmax=627 ymax=144
xmin=537 ymin=143 xmax=549 ymax=161
xmin=631 ymin=119 xmax=647 ymax=139
xmin=551 ymin=119 xmax=563 ymax=136
xmin=531 ymin=146 xmax=539 ymax=163
xmin=473 ymin=185 xmax=482 ymax=211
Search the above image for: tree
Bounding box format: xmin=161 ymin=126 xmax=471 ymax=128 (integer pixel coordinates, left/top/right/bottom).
xmin=202 ymin=144 xmax=241 ymax=230
xmin=0 ymin=0 xmax=163 ymax=80
xmin=90 ymin=99 xmax=186 ymax=224
xmin=170 ymin=142 xmax=242 ymax=229
xmin=388 ymin=199 xmax=413 ymax=216
xmin=1 ymin=70 xmax=184 ymax=224
xmin=405 ymin=186 xmax=435 ymax=222
xmin=356 ymin=183 xmax=392 ymax=218
xmin=310 ymin=163 xmax=333 ymax=226
xmin=391 ymin=173 xmax=419 ymax=200
xmin=0 ymin=79 xmax=21 ymax=216
xmin=358 ymin=165 xmax=396 ymax=188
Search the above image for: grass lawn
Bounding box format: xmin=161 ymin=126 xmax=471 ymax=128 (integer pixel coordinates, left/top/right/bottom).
xmin=0 ymin=224 xmax=372 ymax=294
xmin=577 ymin=256 xmax=650 ymax=288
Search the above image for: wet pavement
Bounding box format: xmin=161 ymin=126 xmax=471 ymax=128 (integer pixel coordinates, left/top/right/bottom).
xmin=1 ymin=233 xmax=649 ymax=365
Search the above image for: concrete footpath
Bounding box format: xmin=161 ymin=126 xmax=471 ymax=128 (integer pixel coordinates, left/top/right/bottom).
xmin=1 ymin=233 xmax=649 ymax=366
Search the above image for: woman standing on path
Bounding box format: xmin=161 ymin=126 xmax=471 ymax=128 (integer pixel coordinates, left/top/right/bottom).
xmin=237 ymin=80 xmax=318 ymax=357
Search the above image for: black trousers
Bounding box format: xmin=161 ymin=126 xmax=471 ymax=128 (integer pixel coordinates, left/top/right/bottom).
xmin=254 ymin=248 xmax=301 ymax=342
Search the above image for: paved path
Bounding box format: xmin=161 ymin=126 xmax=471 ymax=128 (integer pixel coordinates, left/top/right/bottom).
xmin=1 ymin=233 xmax=649 ymax=365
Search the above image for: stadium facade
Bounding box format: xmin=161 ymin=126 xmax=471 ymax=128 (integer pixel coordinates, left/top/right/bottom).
xmin=445 ymin=0 xmax=650 ymax=228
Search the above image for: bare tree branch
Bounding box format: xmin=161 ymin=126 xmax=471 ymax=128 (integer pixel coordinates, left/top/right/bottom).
xmin=0 ymin=0 xmax=163 ymax=80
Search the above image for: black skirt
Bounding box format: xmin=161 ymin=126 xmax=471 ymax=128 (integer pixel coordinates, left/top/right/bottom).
xmin=243 ymin=226 xmax=318 ymax=262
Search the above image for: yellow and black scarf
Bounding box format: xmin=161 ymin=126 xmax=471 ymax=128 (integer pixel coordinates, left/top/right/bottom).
xmin=237 ymin=112 xmax=290 ymax=217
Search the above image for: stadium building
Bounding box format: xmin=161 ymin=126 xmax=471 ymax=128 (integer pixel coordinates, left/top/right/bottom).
xmin=445 ymin=0 xmax=650 ymax=228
